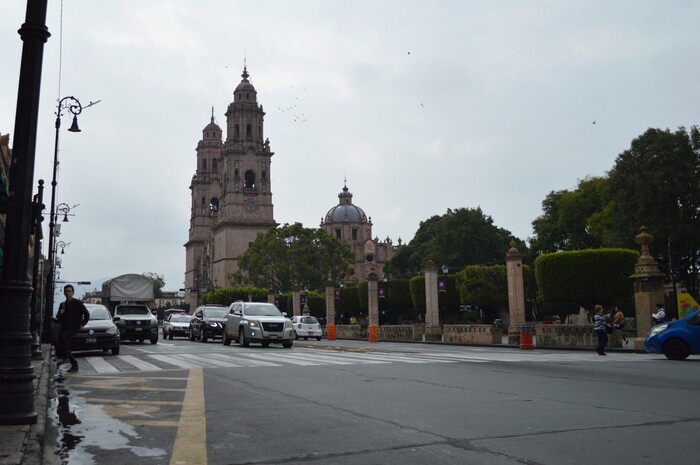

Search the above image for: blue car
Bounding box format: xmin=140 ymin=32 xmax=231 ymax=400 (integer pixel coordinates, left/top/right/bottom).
xmin=645 ymin=310 xmax=700 ymax=360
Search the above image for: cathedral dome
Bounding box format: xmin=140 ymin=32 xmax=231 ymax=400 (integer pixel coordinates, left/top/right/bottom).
xmin=324 ymin=184 xmax=367 ymax=223
xmin=235 ymin=67 xmax=257 ymax=94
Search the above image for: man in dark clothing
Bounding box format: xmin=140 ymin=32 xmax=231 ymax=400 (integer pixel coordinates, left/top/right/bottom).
xmin=56 ymin=284 xmax=90 ymax=372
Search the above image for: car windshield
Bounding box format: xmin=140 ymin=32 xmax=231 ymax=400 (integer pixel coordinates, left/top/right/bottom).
xmin=116 ymin=306 xmax=151 ymax=316
xmin=244 ymin=304 xmax=282 ymax=316
xmin=301 ymin=317 xmax=318 ymax=324
xmin=171 ymin=315 xmax=192 ymax=323
xmin=204 ymin=308 xmax=228 ymax=318
xmin=87 ymin=306 xmax=111 ymax=320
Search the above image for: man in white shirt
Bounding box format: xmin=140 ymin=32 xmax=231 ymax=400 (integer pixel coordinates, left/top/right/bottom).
xmin=652 ymin=303 xmax=666 ymax=324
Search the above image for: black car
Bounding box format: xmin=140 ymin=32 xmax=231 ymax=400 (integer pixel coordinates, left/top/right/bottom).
xmin=189 ymin=305 xmax=227 ymax=342
xmin=71 ymin=304 xmax=120 ymax=355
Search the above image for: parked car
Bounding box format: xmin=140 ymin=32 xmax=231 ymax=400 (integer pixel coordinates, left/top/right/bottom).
xmin=290 ymin=315 xmax=323 ymax=340
xmin=163 ymin=313 xmax=193 ymax=340
xmin=645 ymin=309 xmax=700 ymax=360
xmin=222 ymin=301 xmax=294 ymax=348
xmin=113 ymin=303 xmax=159 ymax=344
xmin=189 ymin=305 xmax=227 ymax=342
xmin=70 ymin=304 xmax=120 ymax=355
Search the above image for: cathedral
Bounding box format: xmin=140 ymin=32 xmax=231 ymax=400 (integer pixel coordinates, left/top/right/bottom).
xmin=184 ymin=68 xmax=399 ymax=309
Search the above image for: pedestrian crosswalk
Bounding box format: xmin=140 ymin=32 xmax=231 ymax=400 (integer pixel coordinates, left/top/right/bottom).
xmin=69 ymin=347 xmax=644 ymax=374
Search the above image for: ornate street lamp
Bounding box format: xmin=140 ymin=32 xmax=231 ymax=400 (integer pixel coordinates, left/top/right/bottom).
xmin=41 ymin=95 xmax=95 ymax=343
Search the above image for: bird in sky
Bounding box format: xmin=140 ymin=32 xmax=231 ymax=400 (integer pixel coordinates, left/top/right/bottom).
xmin=592 ymin=120 xmax=596 ymax=124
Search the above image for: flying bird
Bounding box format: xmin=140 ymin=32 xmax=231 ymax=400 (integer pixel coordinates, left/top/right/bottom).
xmin=592 ymin=120 xmax=596 ymax=124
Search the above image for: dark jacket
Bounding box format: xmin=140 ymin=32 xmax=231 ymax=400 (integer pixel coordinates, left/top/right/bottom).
xmin=57 ymin=299 xmax=90 ymax=331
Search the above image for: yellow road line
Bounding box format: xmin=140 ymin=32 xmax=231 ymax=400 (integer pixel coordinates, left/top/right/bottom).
xmin=170 ymin=368 xmax=207 ymax=465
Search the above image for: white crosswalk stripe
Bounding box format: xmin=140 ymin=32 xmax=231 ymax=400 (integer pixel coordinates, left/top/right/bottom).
xmin=73 ymin=348 xmax=641 ymax=374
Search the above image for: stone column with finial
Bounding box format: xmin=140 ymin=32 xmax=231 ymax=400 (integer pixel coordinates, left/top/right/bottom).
xmin=325 ymin=275 xmax=335 ymax=341
xmin=506 ymin=240 xmax=527 ymax=346
xmin=630 ymin=226 xmax=666 ymax=349
xmin=367 ymin=265 xmax=379 ymax=342
xmin=423 ymin=258 xmax=442 ymax=341
xmin=292 ymin=288 xmax=301 ymax=316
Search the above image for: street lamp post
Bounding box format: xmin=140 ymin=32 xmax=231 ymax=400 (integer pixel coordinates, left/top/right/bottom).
xmin=0 ymin=0 xmax=51 ymax=426
xmin=41 ymin=95 xmax=86 ymax=343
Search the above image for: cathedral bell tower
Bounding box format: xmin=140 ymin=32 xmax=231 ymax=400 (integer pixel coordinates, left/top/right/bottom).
xmin=184 ymin=67 xmax=276 ymax=308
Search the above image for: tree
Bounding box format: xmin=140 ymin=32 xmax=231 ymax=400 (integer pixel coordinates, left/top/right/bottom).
xmin=529 ymin=176 xmax=612 ymax=255
xmin=237 ymin=223 xmax=355 ymax=292
xmin=143 ymin=272 xmax=165 ymax=298
xmin=385 ymin=207 xmax=522 ymax=277
xmin=606 ymin=126 xmax=700 ymax=297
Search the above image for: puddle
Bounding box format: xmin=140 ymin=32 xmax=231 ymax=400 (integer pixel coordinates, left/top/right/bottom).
xmin=47 ymin=369 xmax=167 ymax=464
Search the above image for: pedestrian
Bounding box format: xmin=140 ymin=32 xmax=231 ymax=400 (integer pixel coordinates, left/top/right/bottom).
xmin=652 ymin=303 xmax=666 ymax=325
xmin=593 ymin=304 xmax=608 ymax=356
xmin=613 ymin=306 xmax=628 ymax=345
xmin=56 ymin=284 xmax=90 ymax=372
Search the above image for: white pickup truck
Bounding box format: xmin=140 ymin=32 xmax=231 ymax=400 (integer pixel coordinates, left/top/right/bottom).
xmin=222 ymin=301 xmax=294 ymax=348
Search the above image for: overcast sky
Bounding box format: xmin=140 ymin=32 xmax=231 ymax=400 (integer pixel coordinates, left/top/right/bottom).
xmin=1 ymin=1 xmax=698 ymax=296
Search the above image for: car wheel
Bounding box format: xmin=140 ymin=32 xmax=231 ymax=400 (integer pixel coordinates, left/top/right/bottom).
xmin=239 ymin=328 xmax=249 ymax=347
xmin=317 ymin=336 xmax=322 ymax=341
xmin=663 ymin=338 xmax=690 ymax=360
xmin=294 ymin=332 xmax=299 ymax=340
xmin=168 ymin=332 xmax=173 ymax=340
xmin=139 ymin=339 xmax=144 ymax=343
xmin=222 ymin=331 xmax=231 ymax=346
xmin=163 ymin=329 xmax=167 ymax=338
xmin=262 ymin=342 xmax=270 ymax=348
xmin=189 ymin=328 xmax=196 ymax=341
xmin=102 ymin=348 xmax=109 ymax=353
xmin=282 ymin=340 xmax=293 ymax=349
xmin=150 ymin=335 xmax=158 ymax=344
xmin=201 ymin=329 xmax=208 ymax=343
xmin=111 ymin=346 xmax=120 ymax=355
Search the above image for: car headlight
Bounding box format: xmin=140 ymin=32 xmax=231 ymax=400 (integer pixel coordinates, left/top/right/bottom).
xmin=284 ymin=320 xmax=293 ymax=330
xmin=248 ymin=320 xmax=260 ymax=328
xmin=107 ymin=326 xmax=119 ymax=335
xmin=208 ymin=322 xmax=219 ymax=327
xmin=649 ymin=324 xmax=669 ymax=337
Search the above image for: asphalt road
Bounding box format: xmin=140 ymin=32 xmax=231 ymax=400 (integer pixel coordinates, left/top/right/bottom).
xmin=42 ymin=338 xmax=700 ymax=465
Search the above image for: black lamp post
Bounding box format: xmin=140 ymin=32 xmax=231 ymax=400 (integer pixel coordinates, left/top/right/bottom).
xmin=0 ymin=0 xmax=50 ymax=426
xmin=41 ymin=96 xmax=84 ymax=344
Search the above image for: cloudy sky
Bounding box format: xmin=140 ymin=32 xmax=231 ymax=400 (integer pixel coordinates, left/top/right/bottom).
xmin=1 ymin=1 xmax=698 ymax=296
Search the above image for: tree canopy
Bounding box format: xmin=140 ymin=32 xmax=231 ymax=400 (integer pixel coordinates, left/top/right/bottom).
xmin=235 ymin=222 xmax=355 ymax=292
xmin=143 ymin=272 xmax=165 ymax=298
xmin=385 ymin=207 xmax=521 ymax=277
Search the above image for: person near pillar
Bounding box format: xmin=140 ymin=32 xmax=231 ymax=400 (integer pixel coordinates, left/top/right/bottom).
xmin=613 ymin=306 xmax=628 ymax=345
xmin=652 ymin=303 xmax=666 ymax=325
xmin=56 ymin=284 xmax=90 ymax=372
xmin=593 ymin=304 xmax=608 ymax=356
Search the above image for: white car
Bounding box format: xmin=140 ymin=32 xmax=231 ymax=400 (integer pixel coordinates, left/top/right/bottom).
xmin=290 ymin=315 xmax=323 ymax=340
xmin=162 ymin=313 xmax=193 ymax=340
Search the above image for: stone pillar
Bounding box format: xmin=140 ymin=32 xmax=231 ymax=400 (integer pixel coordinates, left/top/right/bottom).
xmin=367 ymin=269 xmax=379 ymax=342
xmin=325 ymin=282 xmax=335 ymax=341
xmin=423 ymin=259 xmax=442 ymax=341
xmin=292 ymin=289 xmax=301 ymax=316
xmin=267 ymin=289 xmax=275 ymax=304
xmin=630 ymin=227 xmax=666 ymax=349
xmin=506 ymin=240 xmax=527 ymax=346
xmin=302 ymin=303 xmax=310 ymax=316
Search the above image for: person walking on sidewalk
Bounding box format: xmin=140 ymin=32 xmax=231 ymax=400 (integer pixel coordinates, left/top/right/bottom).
xmin=56 ymin=284 xmax=89 ymax=372
xmin=593 ymin=304 xmax=608 ymax=355
xmin=613 ymin=306 xmax=628 ymax=345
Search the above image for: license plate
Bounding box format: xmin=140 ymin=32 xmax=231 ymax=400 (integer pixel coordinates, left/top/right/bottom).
xmin=86 ymin=338 xmax=97 ymax=344
xmin=135 ymin=328 xmax=143 ymax=331
xmin=308 ymin=331 xmax=314 ymax=335
xmin=268 ymin=334 xmax=278 ymax=338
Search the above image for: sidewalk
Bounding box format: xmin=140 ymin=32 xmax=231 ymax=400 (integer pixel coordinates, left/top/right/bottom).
xmin=0 ymin=343 xmax=53 ymax=465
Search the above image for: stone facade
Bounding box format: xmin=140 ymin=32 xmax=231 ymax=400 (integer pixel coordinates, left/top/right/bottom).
xmin=320 ymin=184 xmax=400 ymax=282
xmin=184 ymin=68 xmax=276 ymax=309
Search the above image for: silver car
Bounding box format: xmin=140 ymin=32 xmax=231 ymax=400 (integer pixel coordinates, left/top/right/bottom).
xmin=162 ymin=313 xmax=193 ymax=340
xmin=222 ymin=301 xmax=294 ymax=348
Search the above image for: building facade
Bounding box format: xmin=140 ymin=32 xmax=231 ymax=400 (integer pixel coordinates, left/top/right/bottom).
xmin=320 ymin=184 xmax=400 ymax=282
xmin=184 ymin=68 xmax=277 ymax=309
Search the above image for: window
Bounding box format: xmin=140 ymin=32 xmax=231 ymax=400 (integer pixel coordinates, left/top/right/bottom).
xmin=335 ymin=229 xmax=341 ymax=239
xmin=352 ymin=229 xmax=358 ymax=240
xmin=212 ymin=159 xmax=218 ymax=171
xmin=244 ymin=170 xmax=255 ymax=188
xmin=234 ymin=124 xmax=240 ymax=138
xmin=202 ymin=159 xmax=207 ymax=170
xmin=246 ymin=123 xmax=252 ymax=137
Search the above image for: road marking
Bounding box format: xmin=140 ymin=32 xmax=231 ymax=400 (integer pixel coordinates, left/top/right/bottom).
xmin=83 ymin=356 xmax=120 ymax=372
xmin=207 ymin=352 xmax=281 ymax=367
xmin=120 ymin=355 xmax=162 ymax=371
xmin=177 ymin=353 xmax=242 ymax=368
xmin=170 ymin=368 xmax=207 ymax=465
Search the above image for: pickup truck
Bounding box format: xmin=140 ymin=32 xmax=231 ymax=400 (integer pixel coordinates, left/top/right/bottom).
xmin=113 ymin=303 xmax=158 ymax=344
xmin=222 ymin=301 xmax=294 ymax=348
